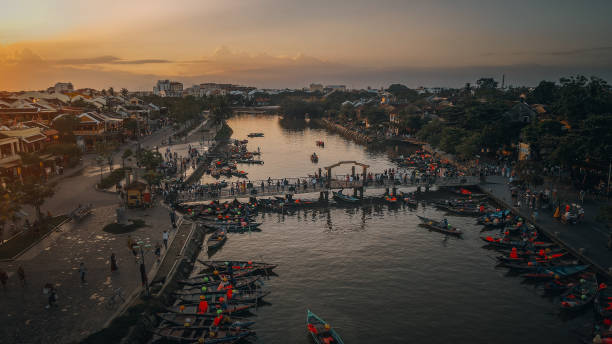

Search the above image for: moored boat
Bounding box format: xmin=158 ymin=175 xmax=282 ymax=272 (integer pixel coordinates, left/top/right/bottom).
xmin=521 ymin=264 xmax=590 ymax=280
xmin=197 ymin=260 xmax=277 ymax=274
xmin=157 ymin=312 xmax=253 ymax=328
xmin=176 ymin=289 xmax=270 ymax=304
xmin=560 ymin=273 xmax=598 ymax=311
xmin=153 ymin=324 xmax=253 ymax=343
xmin=207 ymin=229 xmax=227 ymax=251
xmin=166 ymin=302 xmax=255 ymax=316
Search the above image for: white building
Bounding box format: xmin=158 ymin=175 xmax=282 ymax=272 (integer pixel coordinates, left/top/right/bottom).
xmin=54 ymin=82 xmax=74 ymax=94
xmin=153 ymin=80 xmax=183 ymax=97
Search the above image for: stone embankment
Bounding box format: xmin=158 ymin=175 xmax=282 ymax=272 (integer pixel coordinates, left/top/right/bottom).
xmin=316 ymin=119 xmax=373 ymax=144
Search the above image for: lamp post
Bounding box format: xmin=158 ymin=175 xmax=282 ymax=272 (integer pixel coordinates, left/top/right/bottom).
xmin=133 ymin=241 xmax=152 ymax=296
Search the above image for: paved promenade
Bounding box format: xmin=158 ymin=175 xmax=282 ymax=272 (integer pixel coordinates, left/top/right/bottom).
xmin=481 ymin=176 xmax=612 ymax=279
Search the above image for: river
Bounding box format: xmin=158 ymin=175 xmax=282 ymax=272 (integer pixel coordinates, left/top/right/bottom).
xmin=192 ymin=115 xmax=587 ymax=344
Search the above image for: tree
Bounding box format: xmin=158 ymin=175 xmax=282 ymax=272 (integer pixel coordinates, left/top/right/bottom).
xmin=0 ymin=188 xmax=20 ymax=227
xmin=108 ymin=87 xmax=115 ymax=96
xmin=17 ymin=178 xmax=56 ymax=221
xmin=387 ymin=84 xmax=418 ymax=102
xmin=362 ymin=106 xmax=387 ymax=125
xmin=137 ymin=150 xmax=163 ymax=170
xmin=142 ymin=170 xmax=161 ymax=187
xmin=122 ymin=149 xmax=133 ymax=168
xmin=530 ymin=80 xmax=558 ymax=104
xmin=120 ymin=88 xmax=129 ymax=99
xmin=52 ymin=115 xmax=80 ymax=143
xmin=209 ymin=96 xmax=232 ymax=124
xmin=476 ymin=78 xmax=498 ymax=89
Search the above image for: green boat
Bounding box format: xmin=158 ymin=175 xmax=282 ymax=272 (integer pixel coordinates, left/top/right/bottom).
xmin=307 ymin=310 xmax=344 ymax=344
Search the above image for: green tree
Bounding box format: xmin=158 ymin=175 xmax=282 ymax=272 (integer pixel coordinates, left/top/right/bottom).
xmin=108 ymin=87 xmax=115 ymax=96
xmin=142 ymin=170 xmax=161 ymax=187
xmin=137 ymin=150 xmax=163 ymax=170
xmin=209 ymin=96 xmax=232 ymax=124
xmin=17 ymin=178 xmax=56 ymax=221
xmin=120 ymin=88 xmax=129 ymax=99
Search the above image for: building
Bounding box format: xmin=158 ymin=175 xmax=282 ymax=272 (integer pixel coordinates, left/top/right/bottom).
xmin=54 ymin=82 xmax=74 ymax=94
xmin=325 ymin=85 xmax=347 ymax=92
xmin=153 ymin=80 xmax=183 ymax=97
xmin=309 ymin=83 xmax=324 ymax=92
xmin=53 ymin=112 xmax=123 ymax=151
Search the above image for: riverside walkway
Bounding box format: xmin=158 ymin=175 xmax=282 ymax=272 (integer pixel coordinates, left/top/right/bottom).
xmin=480 ymin=175 xmax=612 ymax=279
xmin=177 ymin=175 xmax=479 ymax=203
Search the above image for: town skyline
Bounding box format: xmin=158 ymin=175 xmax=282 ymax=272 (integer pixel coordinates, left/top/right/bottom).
xmin=2 ymin=0 xmax=612 ymax=91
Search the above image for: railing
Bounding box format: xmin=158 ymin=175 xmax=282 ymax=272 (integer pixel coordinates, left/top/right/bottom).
xmin=176 ymin=175 xmax=480 ymax=202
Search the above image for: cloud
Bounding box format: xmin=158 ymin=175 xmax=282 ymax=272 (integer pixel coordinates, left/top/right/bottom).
xmin=481 ymin=46 xmax=612 ymax=57
xmin=546 ymin=46 xmax=612 ymax=56
xmin=55 ymin=55 xmax=172 ymax=65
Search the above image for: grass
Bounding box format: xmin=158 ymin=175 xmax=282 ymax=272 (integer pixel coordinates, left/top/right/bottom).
xmin=103 ymin=219 xmax=146 ymax=234
xmin=0 ymin=215 xmax=69 ymax=260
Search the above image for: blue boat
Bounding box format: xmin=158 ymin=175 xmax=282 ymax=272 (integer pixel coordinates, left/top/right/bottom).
xmin=522 ymin=264 xmax=590 ymax=280
xmin=307 ymin=310 xmax=344 ymax=344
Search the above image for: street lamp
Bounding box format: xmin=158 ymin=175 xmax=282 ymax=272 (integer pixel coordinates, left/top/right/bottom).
xmin=133 ymin=241 xmax=152 ymax=296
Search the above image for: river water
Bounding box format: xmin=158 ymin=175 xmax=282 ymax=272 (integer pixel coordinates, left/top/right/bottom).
xmin=193 ymin=115 xmax=587 ymax=344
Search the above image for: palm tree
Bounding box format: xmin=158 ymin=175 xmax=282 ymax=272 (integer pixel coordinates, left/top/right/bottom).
xmin=120 ymin=88 xmax=129 ymax=99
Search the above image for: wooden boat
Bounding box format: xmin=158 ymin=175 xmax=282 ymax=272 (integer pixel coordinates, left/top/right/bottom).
xmin=316 ymin=140 xmax=325 ymax=147
xmin=496 ymin=252 xmax=567 ymax=264
xmin=198 ymin=260 xmax=277 ymax=274
xmin=311 ymin=153 xmax=319 ymax=163
xmin=307 ymin=310 xmax=344 ymax=344
xmin=203 ymin=222 xmax=262 ymax=233
xmin=595 ymin=283 xmax=612 ymax=318
xmin=332 ymin=191 xmax=360 ymax=204
xmin=166 ymin=302 xmax=256 ymax=316
xmin=157 ymin=312 xmax=254 ymax=327
xmin=417 ymin=216 xmax=462 ymax=236
xmin=236 ymin=159 xmax=264 ymax=164
xmin=521 ymin=265 xmax=590 ymax=280
xmin=480 ymin=236 xmax=554 ymax=249
xmin=207 ymin=229 xmax=227 ymax=251
xmin=247 ymin=132 xmax=264 ymax=137
xmin=173 ymin=276 xmax=262 ymax=296
xmin=560 ymin=273 xmax=598 ymax=311
xmin=176 ymin=289 xmax=271 ymax=304
xmin=400 ymin=192 xmax=417 ymax=207
xmin=383 ymin=195 xmax=399 ymax=205
xmin=153 ymin=325 xmax=253 ymax=343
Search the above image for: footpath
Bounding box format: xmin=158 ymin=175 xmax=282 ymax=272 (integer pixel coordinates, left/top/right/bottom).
xmin=480 ymin=175 xmax=612 ymax=279
xmin=0 ymin=121 xmax=204 ymax=344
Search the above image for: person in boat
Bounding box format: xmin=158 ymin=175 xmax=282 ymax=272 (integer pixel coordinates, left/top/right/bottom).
xmin=441 ymin=218 xmax=448 ymax=228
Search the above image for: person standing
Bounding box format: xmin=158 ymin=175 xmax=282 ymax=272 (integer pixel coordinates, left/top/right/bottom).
xmin=45 ymin=285 xmax=58 ymax=309
xmin=110 ymin=253 xmax=118 ymax=272
xmin=155 ymin=242 xmax=162 ymax=263
xmin=17 ymin=266 xmax=25 ymax=287
xmin=78 ymin=262 xmax=87 ymax=284
xmin=162 ymin=230 xmax=169 ymax=249
xmin=127 ymin=235 xmax=137 ymax=256
xmin=0 ymin=269 xmax=7 ymax=291
xmin=169 ymin=210 xmax=177 ymax=228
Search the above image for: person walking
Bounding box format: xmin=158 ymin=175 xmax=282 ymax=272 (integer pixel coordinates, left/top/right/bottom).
xmin=162 ymin=230 xmax=169 ymax=249
xmin=0 ymin=269 xmax=7 ymax=291
xmin=78 ymin=262 xmax=87 ymax=284
xmin=110 ymin=253 xmax=118 ymax=272
xmin=17 ymin=266 xmax=25 ymax=287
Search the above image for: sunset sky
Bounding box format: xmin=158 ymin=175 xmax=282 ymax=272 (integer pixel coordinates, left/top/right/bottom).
xmin=1 ymin=0 xmax=612 ymax=91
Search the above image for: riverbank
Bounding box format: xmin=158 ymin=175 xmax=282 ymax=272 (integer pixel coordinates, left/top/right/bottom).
xmin=480 ymin=175 xmax=612 ymax=279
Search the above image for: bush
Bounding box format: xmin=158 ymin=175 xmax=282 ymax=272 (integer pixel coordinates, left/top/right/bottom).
xmin=97 ymin=168 xmax=128 ymax=189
